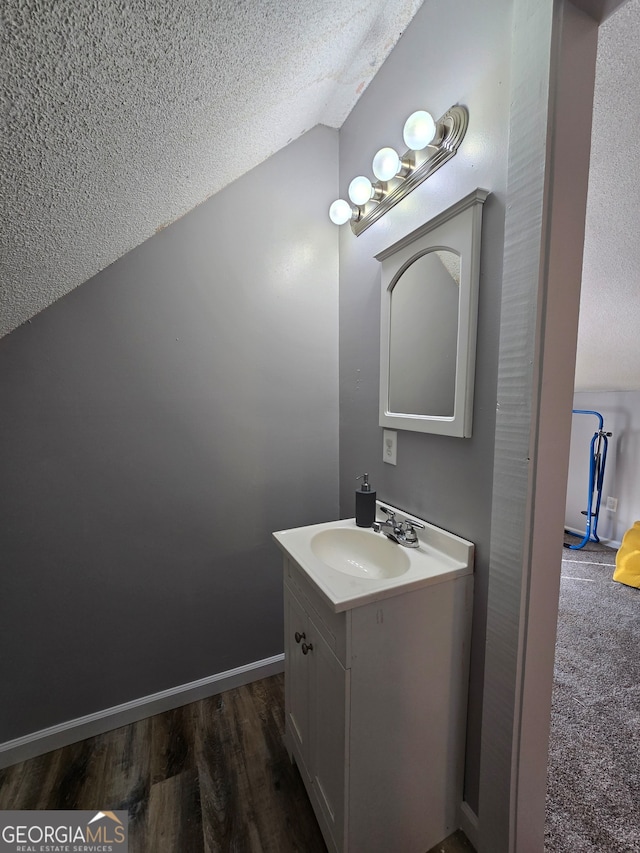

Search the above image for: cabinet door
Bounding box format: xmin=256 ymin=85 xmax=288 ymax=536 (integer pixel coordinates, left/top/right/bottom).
xmin=284 ymin=588 xmax=311 ymax=767
xmin=309 ymin=619 xmax=349 ymax=851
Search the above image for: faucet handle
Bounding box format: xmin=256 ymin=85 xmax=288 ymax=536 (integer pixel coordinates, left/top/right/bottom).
xmin=374 ymin=506 xmax=396 ymax=534
xmin=401 ymin=518 xmax=424 ymax=547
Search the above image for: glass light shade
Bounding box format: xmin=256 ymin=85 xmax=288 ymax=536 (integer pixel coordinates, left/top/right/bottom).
xmin=329 ymin=199 xmax=353 ymax=225
xmin=403 ymin=110 xmax=437 ymax=150
xmin=372 ymin=147 xmax=401 ymax=182
xmin=348 ymin=175 xmax=373 ymax=206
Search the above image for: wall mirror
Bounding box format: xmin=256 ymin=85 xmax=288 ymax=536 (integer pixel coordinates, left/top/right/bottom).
xmin=377 ymin=188 xmax=488 ymax=437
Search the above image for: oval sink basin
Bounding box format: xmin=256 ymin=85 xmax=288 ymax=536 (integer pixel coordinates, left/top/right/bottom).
xmin=310 ymin=528 xmax=411 ymax=579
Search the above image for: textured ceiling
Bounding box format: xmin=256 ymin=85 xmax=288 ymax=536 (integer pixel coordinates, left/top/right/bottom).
xmin=1 ymin=0 xmax=638 ymax=392
xmin=0 ymin=0 xmax=423 ymax=337
xmin=576 ymin=0 xmax=640 ymax=390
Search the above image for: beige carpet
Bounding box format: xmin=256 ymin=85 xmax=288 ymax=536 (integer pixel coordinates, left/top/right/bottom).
xmin=545 ymin=537 xmax=640 ymax=852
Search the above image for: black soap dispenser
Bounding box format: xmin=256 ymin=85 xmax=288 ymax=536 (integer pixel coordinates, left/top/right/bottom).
xmin=355 ymin=473 xmax=376 ymax=528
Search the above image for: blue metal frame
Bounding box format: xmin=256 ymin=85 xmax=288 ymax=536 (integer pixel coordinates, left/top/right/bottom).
xmin=565 ymin=409 xmax=610 ymax=550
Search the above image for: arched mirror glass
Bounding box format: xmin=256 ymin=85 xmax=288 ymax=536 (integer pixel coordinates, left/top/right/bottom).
xmin=388 ymin=249 xmax=460 ymax=417
xmin=377 ymin=189 xmax=488 ymax=437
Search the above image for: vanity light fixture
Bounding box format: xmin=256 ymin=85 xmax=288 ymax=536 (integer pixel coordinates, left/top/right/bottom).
xmin=372 ymin=148 xmax=404 ymax=182
xmin=403 ymin=109 xmax=438 ymax=150
xmin=329 ymin=198 xmax=355 ymax=225
xmin=329 ymin=104 xmax=468 ymax=236
xmin=348 ymin=176 xmax=374 ymax=205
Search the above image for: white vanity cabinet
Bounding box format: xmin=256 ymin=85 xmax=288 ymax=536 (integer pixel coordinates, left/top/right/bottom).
xmin=282 ymin=553 xmax=473 ymax=853
xmin=285 ymin=579 xmax=349 ymax=847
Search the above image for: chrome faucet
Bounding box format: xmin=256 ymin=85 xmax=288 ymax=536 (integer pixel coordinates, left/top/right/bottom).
xmin=373 ymin=506 xmax=425 ymax=548
xmin=397 ymin=518 xmax=424 ymax=548
xmin=373 ymin=507 xmax=401 ymax=537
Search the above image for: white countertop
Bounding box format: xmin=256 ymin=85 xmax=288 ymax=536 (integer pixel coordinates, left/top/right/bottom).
xmin=273 ymin=502 xmax=474 ymax=612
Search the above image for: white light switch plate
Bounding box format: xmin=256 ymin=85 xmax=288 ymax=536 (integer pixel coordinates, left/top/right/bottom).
xmin=383 ymin=429 xmax=397 ymax=465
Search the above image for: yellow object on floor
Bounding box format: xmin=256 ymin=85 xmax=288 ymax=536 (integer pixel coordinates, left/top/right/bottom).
xmin=614 ymin=521 xmax=640 ymax=589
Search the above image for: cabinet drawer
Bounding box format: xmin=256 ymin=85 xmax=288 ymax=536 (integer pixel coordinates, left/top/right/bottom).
xmin=285 ymin=558 xmax=350 ymax=667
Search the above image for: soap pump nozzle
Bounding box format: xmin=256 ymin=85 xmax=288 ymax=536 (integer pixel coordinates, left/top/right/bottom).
xmin=356 ymin=473 xmax=371 ymax=492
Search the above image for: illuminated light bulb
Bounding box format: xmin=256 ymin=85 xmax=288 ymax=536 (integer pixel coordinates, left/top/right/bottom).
xmin=329 ymin=199 xmax=353 ymax=225
xmin=348 ymin=175 xmax=374 ymax=206
xmin=403 ymin=110 xmax=437 ymax=150
xmin=372 ymin=147 xmax=401 ymax=182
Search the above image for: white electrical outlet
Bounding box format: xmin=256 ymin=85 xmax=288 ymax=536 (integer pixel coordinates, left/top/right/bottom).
xmin=383 ymin=429 xmax=397 ymax=465
xmin=606 ymin=496 xmax=618 ymax=512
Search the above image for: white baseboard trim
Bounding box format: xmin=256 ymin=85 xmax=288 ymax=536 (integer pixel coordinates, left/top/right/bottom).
xmin=564 ymin=526 xmax=620 ymax=550
xmin=0 ymin=654 xmax=284 ymax=770
xmin=459 ymin=800 xmax=479 ymax=850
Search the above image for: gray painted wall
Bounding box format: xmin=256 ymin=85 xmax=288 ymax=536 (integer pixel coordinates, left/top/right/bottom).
xmin=0 ymin=125 xmax=340 ymax=742
xmin=337 ymin=0 xmax=511 ymax=812
xmin=566 ymin=390 xmax=640 ymax=545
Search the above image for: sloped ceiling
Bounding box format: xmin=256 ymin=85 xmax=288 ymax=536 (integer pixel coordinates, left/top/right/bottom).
xmin=0 ymin=0 xmax=423 ymax=337
xmin=576 ymin=0 xmax=640 ymax=391
xmin=1 ymin=0 xmax=638 ymax=393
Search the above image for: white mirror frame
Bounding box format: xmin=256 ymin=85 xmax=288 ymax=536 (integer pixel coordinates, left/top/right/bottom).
xmin=377 ymin=188 xmax=488 ymax=437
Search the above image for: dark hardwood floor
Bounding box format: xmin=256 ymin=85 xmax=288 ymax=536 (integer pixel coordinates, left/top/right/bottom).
xmin=0 ymin=675 xmax=326 ymax=852
xmin=0 ymin=674 xmax=475 ymax=853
